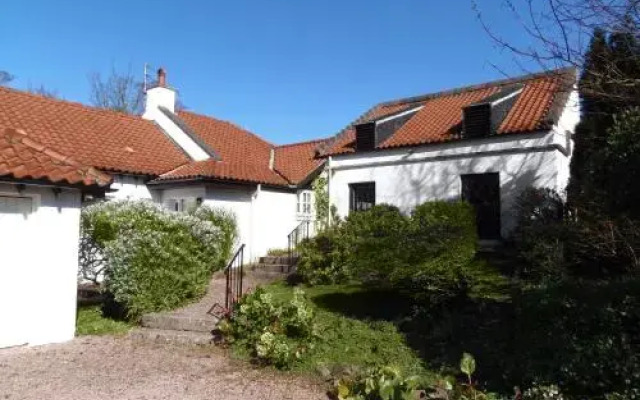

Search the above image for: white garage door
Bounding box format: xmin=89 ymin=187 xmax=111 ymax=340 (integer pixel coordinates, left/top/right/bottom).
xmin=0 ymin=195 xmax=34 ymax=348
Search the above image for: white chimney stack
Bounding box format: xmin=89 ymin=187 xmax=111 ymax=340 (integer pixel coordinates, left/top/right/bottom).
xmin=143 ymin=68 xmax=176 ymax=119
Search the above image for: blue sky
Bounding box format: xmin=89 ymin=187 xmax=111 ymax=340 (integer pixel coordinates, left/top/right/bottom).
xmin=1 ymin=1 xmax=540 ymax=144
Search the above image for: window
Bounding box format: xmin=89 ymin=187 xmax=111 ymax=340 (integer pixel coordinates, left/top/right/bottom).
xmin=349 ymin=182 xmax=375 ymax=212
xmin=164 ymin=198 xmax=200 ymax=213
xmin=297 ymin=191 xmax=312 ymax=215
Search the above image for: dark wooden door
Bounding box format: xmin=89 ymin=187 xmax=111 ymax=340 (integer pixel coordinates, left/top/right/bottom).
xmin=461 ymin=173 xmax=501 ymax=240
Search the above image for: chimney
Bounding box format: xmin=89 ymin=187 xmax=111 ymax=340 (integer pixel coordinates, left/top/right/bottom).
xmin=142 ymin=67 xmax=176 ymax=119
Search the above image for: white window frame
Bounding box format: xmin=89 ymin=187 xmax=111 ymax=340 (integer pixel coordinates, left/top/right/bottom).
xmin=297 ymin=190 xmax=313 ymax=218
xmin=165 ymin=197 xmax=200 ymax=213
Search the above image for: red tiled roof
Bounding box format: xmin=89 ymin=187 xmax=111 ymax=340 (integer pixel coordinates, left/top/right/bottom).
xmin=178 ymin=111 xmax=274 ymax=169
xmin=0 ymin=86 xmax=189 ymax=175
xmin=274 ymin=138 xmax=328 ymax=184
xmin=151 ymin=159 xmax=288 ymax=186
xmin=324 ymin=68 xmax=575 ymax=155
xmin=0 ymin=127 xmax=112 ymax=187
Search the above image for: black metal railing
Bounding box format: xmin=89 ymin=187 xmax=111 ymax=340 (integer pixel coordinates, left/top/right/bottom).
xmin=209 ymin=244 xmax=245 ymax=318
xmin=287 ymin=221 xmax=313 ymax=266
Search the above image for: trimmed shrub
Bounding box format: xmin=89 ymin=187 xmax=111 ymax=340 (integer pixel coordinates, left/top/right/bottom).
xmin=341 ymin=204 xmax=412 ymax=282
xmin=80 ymin=201 xmax=237 ymax=319
xmin=296 ymin=226 xmax=350 ymax=285
xmin=219 ymin=287 xmax=318 ymax=369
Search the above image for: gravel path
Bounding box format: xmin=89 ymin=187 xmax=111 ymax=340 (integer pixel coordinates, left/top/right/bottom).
xmin=0 ymin=336 xmax=327 ymax=400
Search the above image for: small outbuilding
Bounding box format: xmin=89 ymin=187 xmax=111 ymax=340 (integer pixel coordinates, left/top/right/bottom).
xmin=0 ymin=127 xmax=111 ymax=349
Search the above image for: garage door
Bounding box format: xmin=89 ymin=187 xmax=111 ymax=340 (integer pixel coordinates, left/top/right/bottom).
xmin=0 ymin=195 xmax=34 ymax=348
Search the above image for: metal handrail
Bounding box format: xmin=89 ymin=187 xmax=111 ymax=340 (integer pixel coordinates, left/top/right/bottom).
xmin=287 ymin=221 xmax=312 ymax=266
xmin=209 ymin=243 xmax=245 ymax=317
xmin=224 ymin=244 xmax=245 ymax=310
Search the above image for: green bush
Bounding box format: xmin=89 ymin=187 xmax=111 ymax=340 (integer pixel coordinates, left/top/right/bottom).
xmin=512 ymin=187 xmax=568 ymax=282
xmin=341 ymin=204 xmax=412 ymax=282
xmin=509 ymin=279 xmax=640 ymax=398
xmin=220 ymin=287 xmax=318 ymax=369
xmin=296 ymin=226 xmax=350 ymax=285
xmin=80 ymin=201 xmax=237 ymax=319
xmin=189 ymin=206 xmax=238 ymax=270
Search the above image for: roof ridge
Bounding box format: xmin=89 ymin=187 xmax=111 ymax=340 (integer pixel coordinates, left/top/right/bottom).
xmin=275 ymin=137 xmax=330 ymax=149
xmin=0 ymin=85 xmax=150 ymax=123
xmin=379 ymin=67 xmax=577 ymax=107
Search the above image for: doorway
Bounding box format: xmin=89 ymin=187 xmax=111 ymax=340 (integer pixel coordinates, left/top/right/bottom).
xmin=461 ymin=173 xmax=501 ymax=240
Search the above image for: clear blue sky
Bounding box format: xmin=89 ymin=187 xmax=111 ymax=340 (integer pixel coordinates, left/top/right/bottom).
xmin=1 ymin=1 xmax=539 ymax=144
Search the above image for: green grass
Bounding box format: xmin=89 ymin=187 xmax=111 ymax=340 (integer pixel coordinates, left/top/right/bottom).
xmin=76 ymin=305 xmax=132 ymax=336
xmin=258 ymin=282 xmax=432 ymax=378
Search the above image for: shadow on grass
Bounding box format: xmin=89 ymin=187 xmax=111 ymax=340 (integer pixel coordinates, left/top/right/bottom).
xmin=304 ymin=276 xmax=640 ymax=397
xmin=311 ymin=286 xmax=414 ymax=322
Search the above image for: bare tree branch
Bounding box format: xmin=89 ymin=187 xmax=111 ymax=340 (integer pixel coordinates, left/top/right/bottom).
xmin=473 ymin=0 xmax=640 ymax=101
xmin=89 ymin=65 xmax=144 ymax=115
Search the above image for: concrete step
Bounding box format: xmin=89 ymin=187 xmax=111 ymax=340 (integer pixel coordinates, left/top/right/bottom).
xmin=140 ymin=313 xmax=218 ymax=333
xmin=129 ymin=328 xmax=214 ymax=346
xmin=259 ymin=255 xmax=298 ymax=265
xmin=248 ymin=263 xmax=292 ymax=274
xmin=246 ymin=269 xmax=290 ymax=280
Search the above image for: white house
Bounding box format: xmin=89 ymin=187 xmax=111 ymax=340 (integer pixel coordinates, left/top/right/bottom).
xmin=0 ymin=127 xmax=111 ymax=349
xmin=0 ymin=67 xmax=578 ymax=348
xmin=321 ymin=68 xmax=579 ymax=238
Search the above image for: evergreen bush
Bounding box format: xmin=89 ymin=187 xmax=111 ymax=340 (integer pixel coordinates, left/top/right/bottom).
xmin=80 ymin=201 xmax=238 ymax=319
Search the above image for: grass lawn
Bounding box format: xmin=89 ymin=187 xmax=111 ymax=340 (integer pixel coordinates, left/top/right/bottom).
xmin=76 ymin=305 xmax=132 ymax=336
xmin=258 ymin=282 xmax=433 ymax=379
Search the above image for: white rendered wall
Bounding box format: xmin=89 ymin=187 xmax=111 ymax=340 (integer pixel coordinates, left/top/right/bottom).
xmin=0 ymin=183 xmax=82 ymax=348
xmin=107 ymin=174 xmax=158 ymax=201
xmin=329 ymin=130 xmax=573 ymax=237
xmin=203 ymin=184 xmax=254 ymax=261
xmin=157 ymin=183 xmax=298 ymax=263
xmin=252 ymin=188 xmax=298 ymax=259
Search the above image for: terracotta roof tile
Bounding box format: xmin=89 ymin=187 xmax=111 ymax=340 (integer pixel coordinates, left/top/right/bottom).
xmin=274 ymin=138 xmax=329 ymax=184
xmin=151 ymin=159 xmax=288 ymax=186
xmin=0 ymin=127 xmax=112 ymax=187
xmin=0 ymin=87 xmax=189 ymax=175
xmin=324 ymin=68 xmax=576 ymax=155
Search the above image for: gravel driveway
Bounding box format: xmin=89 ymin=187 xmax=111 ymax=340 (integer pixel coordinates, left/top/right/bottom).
xmin=0 ymin=336 xmax=327 ymax=400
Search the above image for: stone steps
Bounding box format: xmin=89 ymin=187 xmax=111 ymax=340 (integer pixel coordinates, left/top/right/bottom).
xmin=247 ymin=263 xmax=292 ymax=274
xmin=259 ymin=255 xmax=298 ymax=265
xmin=140 ymin=313 xmax=218 ymax=333
xmin=129 ymin=328 xmax=214 ymax=346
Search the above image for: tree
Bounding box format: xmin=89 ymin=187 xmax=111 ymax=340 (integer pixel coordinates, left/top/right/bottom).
xmin=473 ymin=0 xmax=640 ymax=102
xmin=0 ymin=71 xmax=14 ymax=86
xmin=566 ymin=27 xmax=640 ymax=209
xmin=89 ymin=66 xmax=144 ymax=115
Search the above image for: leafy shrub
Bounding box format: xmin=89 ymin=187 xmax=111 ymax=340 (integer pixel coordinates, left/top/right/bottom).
xmin=512 ymin=187 xmax=568 ymax=282
xmin=266 ymin=248 xmax=289 ymax=256
xmin=188 ymin=206 xmax=238 ymax=270
xmin=509 ymin=279 xmax=640 ymax=398
xmin=81 ymin=201 xmax=237 ymax=319
xmin=332 ymin=365 xmax=423 ymax=400
xmin=567 ymin=215 xmax=640 ymax=277
xmin=341 ymin=205 xmax=411 ymax=282
xmin=220 ymin=287 xmax=318 ymax=369
xmin=296 ymin=226 xmax=350 ymax=285
xmin=331 ymin=354 xmax=501 ymax=400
